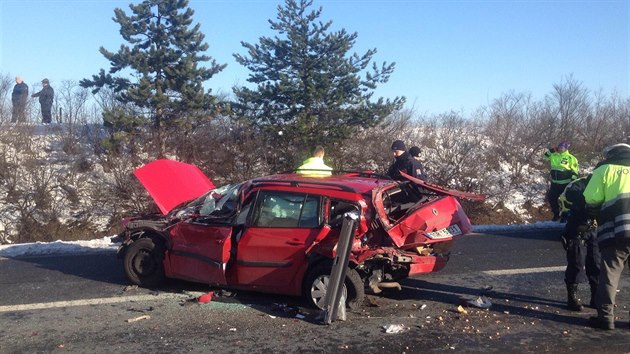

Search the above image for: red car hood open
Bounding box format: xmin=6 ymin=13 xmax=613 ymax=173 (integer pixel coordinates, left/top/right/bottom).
xmin=134 ymin=159 xmax=215 ymax=215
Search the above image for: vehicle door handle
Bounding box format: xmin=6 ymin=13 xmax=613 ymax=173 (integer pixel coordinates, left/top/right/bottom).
xmin=286 ymin=240 xmax=303 ymax=246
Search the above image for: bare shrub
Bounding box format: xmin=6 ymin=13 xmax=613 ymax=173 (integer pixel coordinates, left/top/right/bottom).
xmin=333 ymin=109 xmax=416 ymax=172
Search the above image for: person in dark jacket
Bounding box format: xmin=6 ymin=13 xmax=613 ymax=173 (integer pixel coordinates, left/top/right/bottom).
xmin=31 ymin=78 xmax=54 ymax=124
xmin=584 ymin=143 xmax=630 ymax=330
xmin=387 ymin=140 xmax=425 ymax=180
xmin=558 ymin=175 xmax=600 ymax=312
xmin=408 ymin=146 xmax=427 ymax=181
xmin=11 ymin=76 xmax=29 ymax=123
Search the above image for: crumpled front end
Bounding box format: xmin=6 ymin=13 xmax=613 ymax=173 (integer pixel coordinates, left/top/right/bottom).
xmin=116 ymin=214 xmax=171 ymax=259
xmin=366 ymin=178 xmax=478 ymax=285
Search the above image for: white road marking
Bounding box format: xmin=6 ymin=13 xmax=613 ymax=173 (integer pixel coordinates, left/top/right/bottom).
xmin=482 ymin=266 xmax=565 ymax=276
xmin=0 ymin=266 xmax=567 ymax=313
xmin=0 ymin=293 xmax=190 ymax=313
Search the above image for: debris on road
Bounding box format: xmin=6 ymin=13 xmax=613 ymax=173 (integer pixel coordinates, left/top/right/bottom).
xmin=272 ymin=303 xmax=299 ymax=316
xmin=383 ymin=324 xmax=409 ymax=334
xmin=420 ymin=304 xmax=427 ymax=310
xmin=126 ymin=315 xmax=151 ymax=323
xmin=198 ymin=291 xmax=214 ymax=303
xmin=123 ymin=285 xmax=138 ymax=292
xmin=456 ymin=305 xmax=468 ymax=314
xmin=465 ymin=296 xmax=492 ymax=309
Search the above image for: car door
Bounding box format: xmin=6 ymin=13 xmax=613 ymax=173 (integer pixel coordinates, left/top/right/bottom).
xmin=234 ymin=190 xmax=322 ymax=295
xmin=168 ymin=220 xmax=232 ymax=285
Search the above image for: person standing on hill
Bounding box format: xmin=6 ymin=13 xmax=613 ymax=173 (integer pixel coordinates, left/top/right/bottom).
xmin=584 ymin=143 xmax=630 ymax=330
xmin=11 ymin=76 xmax=29 ymax=123
xmin=31 ymin=78 xmax=54 ymax=124
xmin=544 ymin=141 xmax=579 ymax=221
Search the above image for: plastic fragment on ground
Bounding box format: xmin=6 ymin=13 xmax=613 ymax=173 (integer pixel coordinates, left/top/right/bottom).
xmin=126 ymin=315 xmax=151 ymax=323
xmin=383 ymin=324 xmax=408 ymax=334
xmin=198 ymin=291 xmax=214 ymax=303
xmin=466 ymin=296 xmax=492 ymax=309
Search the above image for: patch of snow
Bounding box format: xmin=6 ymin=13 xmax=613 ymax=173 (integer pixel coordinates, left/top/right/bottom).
xmin=0 ymin=236 xmax=118 ymax=258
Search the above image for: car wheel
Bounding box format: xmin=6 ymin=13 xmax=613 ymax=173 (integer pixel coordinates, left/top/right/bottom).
xmin=304 ymin=263 xmax=364 ymax=311
xmin=123 ymin=238 xmax=165 ymax=288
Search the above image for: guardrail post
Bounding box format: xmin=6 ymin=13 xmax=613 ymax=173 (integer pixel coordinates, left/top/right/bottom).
xmin=323 ymin=211 xmax=359 ymax=324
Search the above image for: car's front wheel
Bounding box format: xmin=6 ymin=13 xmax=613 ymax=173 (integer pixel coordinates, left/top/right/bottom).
xmin=123 ymin=238 xmax=165 ymax=288
xmin=304 ymin=263 xmax=364 ymax=311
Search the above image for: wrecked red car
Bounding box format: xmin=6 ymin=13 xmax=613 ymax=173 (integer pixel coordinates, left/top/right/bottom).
xmin=118 ymin=160 xmax=484 ymax=309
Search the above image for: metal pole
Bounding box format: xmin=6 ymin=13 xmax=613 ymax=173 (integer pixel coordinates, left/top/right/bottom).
xmin=323 ymin=211 xmax=359 ymax=324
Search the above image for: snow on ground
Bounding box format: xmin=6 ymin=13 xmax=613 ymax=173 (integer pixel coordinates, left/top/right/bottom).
xmin=0 ymin=222 xmax=564 ymax=258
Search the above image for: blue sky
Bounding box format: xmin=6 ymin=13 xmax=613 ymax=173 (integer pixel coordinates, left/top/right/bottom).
xmin=1 ymin=0 xmax=628 ymax=115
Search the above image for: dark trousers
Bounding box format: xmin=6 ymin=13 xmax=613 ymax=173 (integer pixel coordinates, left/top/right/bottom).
xmin=596 ymin=239 xmax=630 ymax=323
xmin=564 ymin=224 xmax=600 ymax=287
xmin=11 ymin=103 xmax=27 ymax=123
xmin=41 ymin=104 xmax=52 ymax=123
xmin=547 ymin=182 xmax=568 ymax=218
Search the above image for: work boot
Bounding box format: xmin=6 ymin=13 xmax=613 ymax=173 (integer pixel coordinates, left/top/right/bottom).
xmin=588 ymin=316 xmax=614 ymax=330
xmin=567 ymin=284 xmax=583 ymax=311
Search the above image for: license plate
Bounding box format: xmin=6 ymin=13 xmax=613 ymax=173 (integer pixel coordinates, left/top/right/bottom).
xmin=425 ymin=224 xmax=462 ymax=239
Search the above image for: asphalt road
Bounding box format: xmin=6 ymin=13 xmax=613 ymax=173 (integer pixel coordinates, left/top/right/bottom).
xmin=1 ymin=228 xmax=629 ymax=353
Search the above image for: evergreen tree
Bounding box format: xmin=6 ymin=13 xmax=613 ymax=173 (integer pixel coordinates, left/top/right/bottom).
xmin=80 ymin=0 xmax=226 ymax=157
xmin=233 ymin=0 xmax=405 ymax=169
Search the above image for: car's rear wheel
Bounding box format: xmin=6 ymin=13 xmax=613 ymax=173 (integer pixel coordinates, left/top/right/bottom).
xmin=304 ymin=263 xmax=364 ymax=311
xmin=123 ymin=238 xmax=165 ymax=288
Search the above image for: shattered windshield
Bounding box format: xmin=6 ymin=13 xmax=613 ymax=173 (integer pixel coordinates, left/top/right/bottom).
xmin=199 ymin=183 xmax=241 ymax=216
xmin=174 ymin=183 xmax=241 ymax=218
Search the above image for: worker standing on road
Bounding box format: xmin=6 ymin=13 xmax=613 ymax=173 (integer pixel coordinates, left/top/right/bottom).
xmin=583 ymin=143 xmax=630 ymax=330
xmin=558 ymin=175 xmax=600 ymax=311
xmin=544 ymin=141 xmax=579 ymax=221
xmin=296 ymin=145 xmax=333 ymax=176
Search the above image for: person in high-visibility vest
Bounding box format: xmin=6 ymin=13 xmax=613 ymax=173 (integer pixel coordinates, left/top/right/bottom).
xmin=296 ymin=145 xmax=333 ymax=176
xmin=544 ymin=141 xmax=579 ymax=221
xmin=583 ymin=143 xmax=630 ymax=330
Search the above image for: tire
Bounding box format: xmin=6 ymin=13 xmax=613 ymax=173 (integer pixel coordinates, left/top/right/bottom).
xmin=123 ymin=238 xmax=165 ymax=288
xmin=304 ymin=262 xmax=364 ymax=311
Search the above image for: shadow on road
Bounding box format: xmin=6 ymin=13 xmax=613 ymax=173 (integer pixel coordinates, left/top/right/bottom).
xmin=388 ymin=278 xmax=587 ymax=327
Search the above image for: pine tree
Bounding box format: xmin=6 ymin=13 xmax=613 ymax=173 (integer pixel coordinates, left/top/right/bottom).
xmin=233 ymin=0 xmax=404 ymax=169
xmin=80 ymin=0 xmax=226 ymax=157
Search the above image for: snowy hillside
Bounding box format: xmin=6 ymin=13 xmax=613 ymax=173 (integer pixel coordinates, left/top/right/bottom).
xmin=0 ymin=122 xmax=597 ymax=245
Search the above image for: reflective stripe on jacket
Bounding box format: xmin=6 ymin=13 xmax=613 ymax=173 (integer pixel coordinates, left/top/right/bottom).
xmin=583 ymin=154 xmax=630 ymax=246
xmin=544 ymin=150 xmax=578 ymax=184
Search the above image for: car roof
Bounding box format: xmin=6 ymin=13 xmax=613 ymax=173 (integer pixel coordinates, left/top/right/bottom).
xmin=251 ymin=172 xmax=395 ymax=194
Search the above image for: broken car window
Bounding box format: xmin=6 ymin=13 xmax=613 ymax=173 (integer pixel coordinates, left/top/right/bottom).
xmin=199 ymin=183 xmax=241 ymax=217
xmin=253 ymin=192 xmax=320 ymax=228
